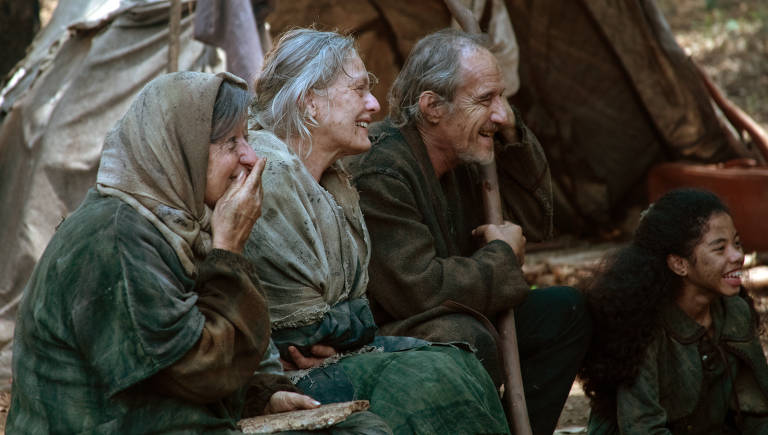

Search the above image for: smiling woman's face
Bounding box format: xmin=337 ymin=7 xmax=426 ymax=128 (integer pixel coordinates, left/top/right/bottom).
xmin=306 ymin=53 xmax=381 ymax=157
xmin=204 ymin=119 xmax=257 ymax=206
xmin=681 ymin=212 xmax=745 ymax=297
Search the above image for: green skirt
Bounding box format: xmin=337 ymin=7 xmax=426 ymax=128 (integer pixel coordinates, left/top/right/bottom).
xmin=297 ymin=344 xmax=509 ymax=435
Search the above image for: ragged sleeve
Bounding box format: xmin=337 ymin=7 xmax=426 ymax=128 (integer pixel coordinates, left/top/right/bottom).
xmin=615 ymin=337 xmax=672 ymax=435
xmin=146 ymin=249 xmax=272 ymax=403
xmin=355 ymin=169 xmax=530 ymax=321
xmin=71 ymin=202 xmax=270 ymax=403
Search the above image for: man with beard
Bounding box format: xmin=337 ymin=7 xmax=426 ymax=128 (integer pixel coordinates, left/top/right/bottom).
xmin=348 ymin=29 xmax=592 ymax=435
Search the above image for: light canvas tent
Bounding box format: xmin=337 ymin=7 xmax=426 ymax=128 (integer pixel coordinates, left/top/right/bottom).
xmin=0 ymin=0 xmax=228 ymax=390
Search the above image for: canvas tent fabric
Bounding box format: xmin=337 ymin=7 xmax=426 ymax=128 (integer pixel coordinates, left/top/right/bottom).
xmin=0 ymin=0 xmax=225 ymax=391
xmin=505 ymin=0 xmax=743 ymax=233
xmin=266 ymin=0 xmax=743 ymax=234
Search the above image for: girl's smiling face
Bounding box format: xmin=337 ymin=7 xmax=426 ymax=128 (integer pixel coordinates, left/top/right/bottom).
xmin=680 ymin=212 xmax=744 ymax=297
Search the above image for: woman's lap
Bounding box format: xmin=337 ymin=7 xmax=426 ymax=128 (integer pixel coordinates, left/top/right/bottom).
xmin=296 ymin=344 xmax=508 ymax=434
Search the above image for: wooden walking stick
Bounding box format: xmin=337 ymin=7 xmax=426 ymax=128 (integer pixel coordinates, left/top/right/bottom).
xmin=442 ymin=1 xmax=532 ymax=434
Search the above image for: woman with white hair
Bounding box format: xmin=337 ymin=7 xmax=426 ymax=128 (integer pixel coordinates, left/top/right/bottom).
xmin=244 ymin=28 xmax=509 ymax=434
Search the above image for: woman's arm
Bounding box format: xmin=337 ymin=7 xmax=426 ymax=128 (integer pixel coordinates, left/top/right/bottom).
xmin=615 ymin=338 xmax=672 ymax=435
xmin=146 ymin=249 xmax=271 ymax=403
xmin=147 ymin=160 xmax=271 ymax=402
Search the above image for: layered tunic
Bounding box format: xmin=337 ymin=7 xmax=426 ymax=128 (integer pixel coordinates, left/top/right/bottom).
xmin=8 ymin=191 xmax=275 ymax=433
xmin=347 ymin=119 xmax=592 ymax=434
xmin=346 ymin=120 xmax=538 ymax=344
xmin=245 ymin=130 xmax=509 ymax=434
xmin=589 ymin=296 xmax=768 ymax=434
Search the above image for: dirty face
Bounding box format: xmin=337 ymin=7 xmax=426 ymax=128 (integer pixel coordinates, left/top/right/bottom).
xmin=204 ymin=119 xmax=257 ymax=206
xmin=308 ymin=53 xmax=381 ymax=157
xmin=682 ymin=212 xmax=744 ymax=297
xmin=438 ymin=48 xmax=509 ymax=164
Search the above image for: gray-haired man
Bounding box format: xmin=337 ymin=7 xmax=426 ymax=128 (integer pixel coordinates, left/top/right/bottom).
xmin=349 ymin=29 xmax=592 ymax=434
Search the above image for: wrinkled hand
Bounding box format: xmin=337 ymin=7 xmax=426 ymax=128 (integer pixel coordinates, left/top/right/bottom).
xmin=264 ymin=391 xmax=320 ymax=414
xmin=210 ymin=157 xmax=266 ymax=253
xmin=472 ymin=221 xmax=526 ymax=265
xmin=280 ymin=345 xmax=338 ymax=370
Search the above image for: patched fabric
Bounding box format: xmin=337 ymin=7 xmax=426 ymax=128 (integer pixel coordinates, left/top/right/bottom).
xmin=243 ymin=129 xmax=510 ymax=434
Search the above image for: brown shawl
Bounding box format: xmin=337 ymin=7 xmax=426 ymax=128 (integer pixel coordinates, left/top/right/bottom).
xmin=96 ymin=71 xmax=247 ymax=276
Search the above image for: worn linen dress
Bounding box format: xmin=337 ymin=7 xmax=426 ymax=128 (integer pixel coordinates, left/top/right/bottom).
xmin=244 ymin=130 xmax=509 ymax=435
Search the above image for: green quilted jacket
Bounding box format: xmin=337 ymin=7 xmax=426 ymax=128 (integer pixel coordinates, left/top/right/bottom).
xmin=589 ymin=295 xmax=768 ymax=434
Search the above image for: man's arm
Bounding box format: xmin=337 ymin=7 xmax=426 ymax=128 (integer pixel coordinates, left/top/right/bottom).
xmin=357 ymin=171 xmax=529 ymax=322
xmin=494 ymin=106 xmax=554 ymax=242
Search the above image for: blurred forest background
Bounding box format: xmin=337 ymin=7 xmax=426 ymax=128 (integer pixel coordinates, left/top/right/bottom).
xmin=657 ymin=0 xmax=768 ymax=131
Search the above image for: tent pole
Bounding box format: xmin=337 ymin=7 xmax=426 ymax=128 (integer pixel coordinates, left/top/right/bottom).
xmin=168 ymin=0 xmax=182 ymax=72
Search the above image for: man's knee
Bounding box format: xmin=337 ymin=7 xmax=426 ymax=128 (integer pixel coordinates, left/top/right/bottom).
xmin=410 ymin=313 xmax=502 ymax=385
xmin=516 ymin=286 xmax=592 ymax=348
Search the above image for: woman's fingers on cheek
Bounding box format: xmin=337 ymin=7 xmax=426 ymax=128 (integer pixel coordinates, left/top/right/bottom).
xmin=221 ymin=175 xmax=244 ymax=202
xmin=245 ymin=166 xmax=260 ymax=190
xmin=232 ymin=170 xmax=247 ymax=190
xmin=246 ymin=158 xmax=266 ymax=189
xmin=256 ymin=157 xmax=267 ymax=175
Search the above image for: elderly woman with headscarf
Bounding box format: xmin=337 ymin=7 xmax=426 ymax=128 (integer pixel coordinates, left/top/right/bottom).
xmin=6 ymin=72 xmax=321 ymax=433
xmin=244 ymin=28 xmax=509 ymax=434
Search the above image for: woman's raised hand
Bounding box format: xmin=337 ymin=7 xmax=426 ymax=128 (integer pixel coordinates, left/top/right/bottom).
xmin=211 ymin=157 xmax=267 ymax=253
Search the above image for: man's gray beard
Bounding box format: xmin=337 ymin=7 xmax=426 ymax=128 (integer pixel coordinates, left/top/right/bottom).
xmin=458 ymin=148 xmax=494 ymax=165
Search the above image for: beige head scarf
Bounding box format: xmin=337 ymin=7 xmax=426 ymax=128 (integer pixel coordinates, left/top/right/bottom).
xmin=97 ymin=71 xmax=248 ymax=276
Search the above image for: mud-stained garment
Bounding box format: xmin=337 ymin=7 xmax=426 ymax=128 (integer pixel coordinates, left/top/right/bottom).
xmin=245 ymin=130 xmax=510 ymax=435
xmin=244 ymin=130 xmax=370 ymax=332
xmin=347 ymin=121 xmax=533 ymax=338
xmin=348 ymin=119 xmax=592 ymax=434
xmin=9 ymin=71 xmax=293 ymax=433
xmin=588 ymin=296 xmax=768 ymax=434
xmin=7 ymin=191 xmax=273 ymax=433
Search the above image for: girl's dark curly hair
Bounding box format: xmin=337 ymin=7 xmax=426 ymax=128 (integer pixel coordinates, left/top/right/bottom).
xmin=579 ymin=188 xmax=737 ymax=418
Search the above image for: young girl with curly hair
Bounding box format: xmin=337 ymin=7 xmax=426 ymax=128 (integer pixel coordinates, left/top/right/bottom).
xmin=581 ymin=188 xmax=768 ymax=434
